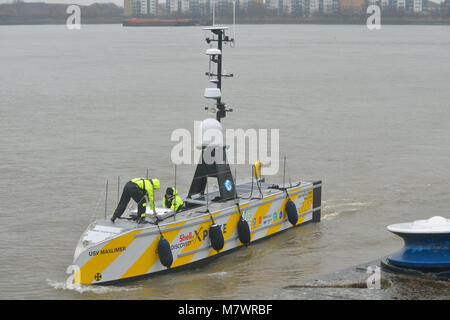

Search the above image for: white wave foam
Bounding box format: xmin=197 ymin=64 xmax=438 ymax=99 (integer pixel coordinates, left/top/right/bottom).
xmin=322 ymin=212 xmax=341 ymax=221
xmin=325 ymin=202 xmax=372 ymax=210
xmin=207 ymin=271 xmax=229 ymax=278
xmin=322 ymin=200 xmax=373 ymax=221
xmin=46 ymin=278 xmax=141 ymax=294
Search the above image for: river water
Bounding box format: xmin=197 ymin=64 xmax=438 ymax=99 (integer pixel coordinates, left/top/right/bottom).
xmin=0 ymin=24 xmax=449 ymax=300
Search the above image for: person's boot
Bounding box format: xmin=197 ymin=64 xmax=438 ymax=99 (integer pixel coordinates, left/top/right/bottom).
xmin=136 ymin=215 xmax=146 ymax=224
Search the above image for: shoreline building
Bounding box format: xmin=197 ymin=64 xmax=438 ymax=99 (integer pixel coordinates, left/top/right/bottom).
xmin=123 ymin=0 xmax=161 ymax=15
xmin=265 ymin=0 xmax=339 ymax=16
xmin=123 ymin=0 xmax=426 ymax=18
xmin=167 ymin=0 xmax=191 ymax=14
xmin=338 ymin=0 xmax=365 ymax=14
xmin=386 ymin=0 xmax=423 ymax=12
xmin=124 ymin=0 xmax=132 ymax=16
xmin=409 ymin=0 xmax=422 ymax=12
xmin=309 ymin=0 xmax=319 ymax=13
xmin=144 ymin=0 xmax=158 ymax=14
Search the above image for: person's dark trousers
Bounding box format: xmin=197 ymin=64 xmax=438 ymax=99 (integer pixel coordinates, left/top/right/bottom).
xmin=111 ymin=181 xmax=146 ymax=221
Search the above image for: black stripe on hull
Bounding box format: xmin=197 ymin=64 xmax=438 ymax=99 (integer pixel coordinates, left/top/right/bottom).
xmin=312 ymin=181 xmax=322 ymax=223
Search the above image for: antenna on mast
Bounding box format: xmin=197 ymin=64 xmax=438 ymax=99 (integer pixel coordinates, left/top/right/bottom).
xmin=203 ymin=26 xmax=234 ymax=122
xmin=212 ymin=0 xmax=215 ymax=26
xmin=232 ymin=0 xmax=236 ymax=47
xmin=187 ymin=27 xmax=237 ymax=202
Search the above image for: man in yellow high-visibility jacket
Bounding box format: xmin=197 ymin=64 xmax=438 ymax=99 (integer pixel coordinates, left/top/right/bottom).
xmin=111 ymin=178 xmax=160 ymax=223
xmin=163 ymin=187 xmax=184 ymax=213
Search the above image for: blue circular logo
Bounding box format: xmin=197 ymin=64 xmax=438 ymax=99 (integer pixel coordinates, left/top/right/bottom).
xmin=224 ymin=179 xmax=233 ymax=192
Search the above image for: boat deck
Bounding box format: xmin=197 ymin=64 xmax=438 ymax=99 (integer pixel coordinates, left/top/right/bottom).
xmin=73 ymin=178 xmax=320 ymax=263
xmin=122 ymin=180 xmax=289 ymax=224
xmin=90 ymin=179 xmax=307 ymax=236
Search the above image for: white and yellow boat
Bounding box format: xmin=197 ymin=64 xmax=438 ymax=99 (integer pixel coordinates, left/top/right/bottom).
xmin=71 ymin=27 xmax=322 ymax=285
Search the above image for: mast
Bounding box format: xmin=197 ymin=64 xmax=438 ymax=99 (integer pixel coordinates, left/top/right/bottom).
xmin=187 ymin=27 xmax=236 ymax=201
xmin=204 ymin=27 xmax=234 ymax=122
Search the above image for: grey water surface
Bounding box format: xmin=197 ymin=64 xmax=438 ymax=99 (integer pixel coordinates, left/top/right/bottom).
xmin=0 ymin=24 xmax=449 ymax=299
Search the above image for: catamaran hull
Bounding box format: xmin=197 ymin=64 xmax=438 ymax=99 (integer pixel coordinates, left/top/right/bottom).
xmin=73 ymin=182 xmax=321 ymax=285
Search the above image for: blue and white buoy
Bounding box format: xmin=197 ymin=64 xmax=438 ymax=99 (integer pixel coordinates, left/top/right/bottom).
xmin=381 ymin=216 xmax=450 ymax=280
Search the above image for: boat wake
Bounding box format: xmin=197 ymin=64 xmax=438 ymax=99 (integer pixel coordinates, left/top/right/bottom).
xmin=46 ymin=278 xmax=142 ymax=294
xmin=207 ymin=271 xmax=229 ymax=278
xmin=322 ymin=199 xmax=373 ymax=221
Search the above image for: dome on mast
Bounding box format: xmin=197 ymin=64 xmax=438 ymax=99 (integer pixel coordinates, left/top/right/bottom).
xmin=198 ymin=118 xmax=223 ymax=147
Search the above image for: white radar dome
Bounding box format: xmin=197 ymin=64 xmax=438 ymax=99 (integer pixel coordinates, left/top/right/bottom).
xmin=199 ymin=118 xmax=223 ymax=147
xmin=387 ymin=216 xmax=450 ymax=234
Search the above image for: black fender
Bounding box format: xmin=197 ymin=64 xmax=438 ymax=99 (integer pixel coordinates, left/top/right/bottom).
xmin=285 ymin=199 xmax=298 ymax=226
xmin=237 ymin=218 xmax=251 ymax=245
xmin=209 ymin=223 xmax=224 ymax=252
xmin=158 ymin=235 xmax=173 ymax=268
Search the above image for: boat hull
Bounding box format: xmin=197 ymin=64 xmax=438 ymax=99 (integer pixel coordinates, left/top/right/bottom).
xmin=73 ymin=182 xmax=321 ymax=285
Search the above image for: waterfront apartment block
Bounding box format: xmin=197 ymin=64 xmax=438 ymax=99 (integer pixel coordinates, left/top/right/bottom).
xmin=123 ymin=0 xmax=429 ymax=17
xmin=339 ymin=0 xmax=365 ymax=14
